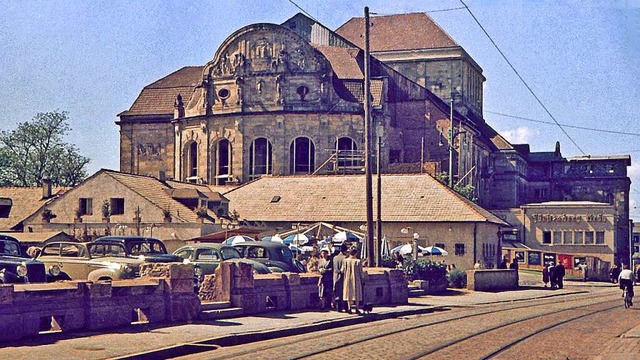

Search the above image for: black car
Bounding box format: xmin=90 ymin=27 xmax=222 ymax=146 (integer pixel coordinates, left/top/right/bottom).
xmin=173 ymin=243 xmax=271 ymax=287
xmin=233 ymin=241 xmax=306 ymax=273
xmin=91 ymin=236 xmax=182 ymax=263
xmin=0 ymin=234 xmax=48 ymax=284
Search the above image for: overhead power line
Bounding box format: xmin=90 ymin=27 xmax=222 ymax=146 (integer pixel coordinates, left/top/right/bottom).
xmin=459 ymin=0 xmax=586 ymax=155
xmin=287 ymin=0 xmax=320 ymax=22
xmin=487 ymin=111 xmax=640 ymax=137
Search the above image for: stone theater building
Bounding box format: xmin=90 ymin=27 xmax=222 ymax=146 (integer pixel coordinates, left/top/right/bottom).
xmin=117 ymin=13 xmax=632 ymax=264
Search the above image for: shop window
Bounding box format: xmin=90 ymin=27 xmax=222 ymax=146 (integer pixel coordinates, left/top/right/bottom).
xmin=595 ymin=231 xmax=605 ymax=244
xmin=435 ymin=243 xmax=445 ymax=249
xmin=79 ymin=198 xmax=93 ymax=216
xmin=454 ymin=243 xmax=465 ymax=256
xmin=542 ymin=231 xmax=552 ymax=244
xmin=563 ymin=231 xmax=572 ymax=245
xmin=110 ymin=198 xmax=125 ymax=215
xmin=584 ymin=231 xmax=594 ymax=244
xmin=553 ymin=231 xmax=562 ymax=245
xmin=574 ymin=231 xmax=583 ymax=245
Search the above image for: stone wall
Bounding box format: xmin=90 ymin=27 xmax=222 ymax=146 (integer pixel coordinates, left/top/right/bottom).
xmin=200 ymin=262 xmax=408 ymax=313
xmin=466 ymin=269 xmax=518 ymax=291
xmin=0 ymin=264 xmax=200 ymax=343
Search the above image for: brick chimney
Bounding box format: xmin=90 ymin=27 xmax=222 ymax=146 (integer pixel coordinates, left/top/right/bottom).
xmin=42 ymin=179 xmax=52 ymax=199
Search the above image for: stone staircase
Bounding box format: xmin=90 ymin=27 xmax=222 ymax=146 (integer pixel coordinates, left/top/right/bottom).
xmin=199 ymin=301 xmax=244 ymax=320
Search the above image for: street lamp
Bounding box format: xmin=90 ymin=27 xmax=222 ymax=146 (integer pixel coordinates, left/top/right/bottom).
xmin=401 ymin=227 xmax=420 ymax=261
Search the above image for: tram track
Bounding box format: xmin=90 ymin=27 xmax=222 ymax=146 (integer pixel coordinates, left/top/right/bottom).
xmin=203 ymin=291 xmax=616 ymax=360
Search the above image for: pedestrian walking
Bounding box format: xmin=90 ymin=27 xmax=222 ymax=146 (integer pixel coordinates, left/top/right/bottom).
xmin=610 ymin=264 xmax=620 ymax=284
xmin=332 ymin=243 xmax=348 ymax=312
xmin=306 ymin=253 xmax=319 ymax=273
xmin=317 ymin=249 xmax=333 ymax=310
xmin=509 ymin=259 xmax=519 ymax=286
xmin=542 ymin=264 xmax=550 ymax=288
xmin=549 ymin=263 xmax=557 ymax=289
xmin=555 ymin=261 xmax=565 ymax=289
xmin=342 ymin=246 xmax=363 ymax=315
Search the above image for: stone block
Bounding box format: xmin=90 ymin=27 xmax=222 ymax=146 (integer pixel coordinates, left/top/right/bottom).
xmin=0 ymin=285 xmax=14 ymax=305
xmin=167 ymin=278 xmax=195 ymax=294
xmin=234 ymin=262 xmax=254 ymax=288
xmin=87 ymin=282 xmax=112 ymax=299
xmin=284 ymin=273 xmax=300 ymax=286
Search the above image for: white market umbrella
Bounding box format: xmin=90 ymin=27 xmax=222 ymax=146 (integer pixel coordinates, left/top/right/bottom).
xmin=333 ymin=231 xmax=362 ymax=243
xmin=263 ymin=234 xmax=284 ymax=243
xmin=284 ymin=233 xmax=310 ymax=245
xmin=380 ymin=235 xmax=390 ymax=258
xmin=391 ymin=244 xmax=427 ymax=255
xmin=423 ymin=246 xmax=448 ymax=256
xmin=224 ymin=235 xmax=254 ymax=245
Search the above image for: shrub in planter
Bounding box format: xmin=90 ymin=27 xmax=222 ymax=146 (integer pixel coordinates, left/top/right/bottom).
xmin=379 ymin=256 xmax=398 ymax=269
xmin=448 ymin=268 xmax=467 ymax=288
xmin=404 ymin=258 xmax=447 ymax=285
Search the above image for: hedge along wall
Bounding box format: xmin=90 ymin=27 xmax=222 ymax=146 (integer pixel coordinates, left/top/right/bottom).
xmin=199 ymin=263 xmax=409 ymax=314
xmin=0 ymin=264 xmax=200 ymax=343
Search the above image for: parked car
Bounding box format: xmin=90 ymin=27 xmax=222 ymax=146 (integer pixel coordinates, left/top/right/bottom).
xmin=233 ymin=241 xmax=306 ymax=273
xmin=173 ymin=243 xmax=271 ymax=287
xmin=91 ymin=236 xmax=182 ymax=263
xmin=37 ymin=241 xmax=141 ymax=282
xmin=0 ymin=234 xmax=47 ymax=284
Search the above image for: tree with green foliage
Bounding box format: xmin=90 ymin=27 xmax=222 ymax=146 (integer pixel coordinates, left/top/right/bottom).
xmin=437 ymin=172 xmax=477 ymax=202
xmin=0 ymin=111 xmax=90 ymax=187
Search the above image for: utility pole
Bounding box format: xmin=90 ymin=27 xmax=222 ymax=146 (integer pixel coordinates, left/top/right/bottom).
xmin=448 ymin=98 xmax=454 ymax=188
xmin=364 ymin=7 xmax=375 ymax=267
xmin=376 ymin=133 xmax=382 ymax=267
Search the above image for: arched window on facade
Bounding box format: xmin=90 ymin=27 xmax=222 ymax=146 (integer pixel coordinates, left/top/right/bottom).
xmin=249 ymin=137 xmax=272 ymax=179
xmin=187 ymin=141 xmax=198 ymax=182
xmin=215 ymin=139 xmax=232 ymax=185
xmin=290 ymin=137 xmax=315 ymax=174
xmin=335 ymin=137 xmax=358 ymax=169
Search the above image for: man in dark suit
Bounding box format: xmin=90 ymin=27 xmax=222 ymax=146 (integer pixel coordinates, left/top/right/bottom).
xmin=555 ymin=261 xmax=566 ymax=289
xmin=332 ymin=243 xmax=348 ymax=312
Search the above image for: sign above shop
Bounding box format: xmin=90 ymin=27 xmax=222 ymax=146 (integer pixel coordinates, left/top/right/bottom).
xmin=532 ymin=213 xmax=607 ymax=223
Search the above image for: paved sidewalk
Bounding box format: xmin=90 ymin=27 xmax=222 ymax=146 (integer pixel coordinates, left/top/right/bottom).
xmin=0 ymin=282 xmax=596 ymax=360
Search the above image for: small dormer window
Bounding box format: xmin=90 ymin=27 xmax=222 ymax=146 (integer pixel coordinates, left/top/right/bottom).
xmin=296 ymin=85 xmax=309 ymax=101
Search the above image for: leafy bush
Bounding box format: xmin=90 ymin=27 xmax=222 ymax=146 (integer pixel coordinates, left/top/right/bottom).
xmin=403 ymin=258 xmax=447 ymax=285
xmin=379 ymin=256 xmax=398 ymax=269
xmin=448 ymin=268 xmax=467 ymax=288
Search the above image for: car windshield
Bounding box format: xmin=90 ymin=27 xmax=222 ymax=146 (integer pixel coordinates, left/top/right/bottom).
xmin=279 ymin=247 xmax=293 ymax=262
xmin=220 ymin=247 xmax=241 ymax=260
xmin=0 ymin=239 xmax=21 ymax=256
xmin=88 ymin=243 xmax=127 ymax=257
xmin=127 ymin=240 xmax=167 ymax=255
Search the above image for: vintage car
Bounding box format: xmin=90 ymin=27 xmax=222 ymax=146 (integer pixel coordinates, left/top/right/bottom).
xmin=0 ymin=234 xmax=47 ymax=284
xmin=37 ymin=241 xmax=141 ymax=282
xmin=233 ymin=241 xmax=306 ymax=273
xmin=173 ymin=243 xmax=271 ymax=286
xmin=91 ymin=236 xmax=182 ymax=263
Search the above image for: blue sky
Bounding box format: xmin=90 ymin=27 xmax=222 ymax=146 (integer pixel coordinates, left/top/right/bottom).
xmin=1 ymin=0 xmax=639 ymax=219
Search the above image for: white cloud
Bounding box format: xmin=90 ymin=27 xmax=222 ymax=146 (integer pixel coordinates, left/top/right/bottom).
xmin=500 ymin=127 xmax=540 ymax=144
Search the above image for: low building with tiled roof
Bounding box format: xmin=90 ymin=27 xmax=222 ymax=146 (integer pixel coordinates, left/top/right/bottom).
xmin=22 ymin=169 xmax=240 ymax=252
xmin=224 ymin=173 xmax=507 ymax=269
xmin=0 ymin=185 xmax=66 ymax=231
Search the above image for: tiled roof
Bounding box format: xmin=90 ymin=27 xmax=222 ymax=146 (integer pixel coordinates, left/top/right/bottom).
xmin=0 ymin=231 xmax=70 ymax=243
xmin=105 ymin=171 xmax=200 ymax=223
xmin=121 ymin=66 xmax=204 ymax=116
xmin=0 ymin=187 xmax=66 ymax=231
xmin=223 ymin=174 xmax=507 ymax=225
xmin=164 ymin=180 xmax=236 ymax=201
xmin=336 ymin=13 xmax=458 ymax=52
xmin=313 ymin=45 xmax=363 ymax=79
